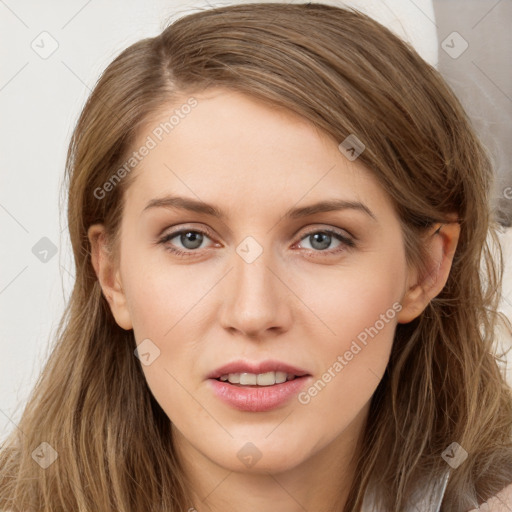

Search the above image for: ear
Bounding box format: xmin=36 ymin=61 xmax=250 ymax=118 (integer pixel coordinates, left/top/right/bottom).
xmin=397 ymin=220 xmax=460 ymax=324
xmin=87 ymin=224 xmax=133 ymax=330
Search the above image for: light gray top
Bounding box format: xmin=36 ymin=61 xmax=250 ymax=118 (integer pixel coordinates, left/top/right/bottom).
xmin=361 ymin=469 xmax=451 ymax=511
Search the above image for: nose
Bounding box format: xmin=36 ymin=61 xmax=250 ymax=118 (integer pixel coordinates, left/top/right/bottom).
xmin=218 ymin=243 xmax=293 ymax=339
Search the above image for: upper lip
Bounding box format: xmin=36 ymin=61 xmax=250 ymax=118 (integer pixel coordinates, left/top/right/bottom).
xmin=207 ymin=359 xmax=311 ymax=380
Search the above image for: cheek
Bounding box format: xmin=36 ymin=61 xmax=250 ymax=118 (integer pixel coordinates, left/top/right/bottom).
xmin=292 ymin=246 xmax=405 ymax=413
xmin=121 ymin=241 xmax=204 ymax=339
xmin=297 ymin=243 xmax=405 ymax=347
xmin=120 ymin=244 xmax=214 ymax=408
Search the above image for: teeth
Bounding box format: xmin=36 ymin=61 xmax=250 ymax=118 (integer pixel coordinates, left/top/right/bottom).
xmin=218 ymin=371 xmax=297 ymax=386
xmin=240 ymin=373 xmax=257 ymax=385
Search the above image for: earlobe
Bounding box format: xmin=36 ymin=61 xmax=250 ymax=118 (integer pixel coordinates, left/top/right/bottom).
xmin=397 ymin=221 xmax=460 ymax=324
xmin=396 ymin=282 xmax=428 ymax=324
xmin=87 ymin=224 xmax=133 ymax=331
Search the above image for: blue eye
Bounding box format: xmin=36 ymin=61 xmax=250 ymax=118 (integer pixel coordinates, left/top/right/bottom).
xmin=159 ymin=229 xmax=214 ymax=256
xmin=158 ymin=227 xmax=355 ymax=258
xmin=298 ymin=229 xmax=355 ymax=254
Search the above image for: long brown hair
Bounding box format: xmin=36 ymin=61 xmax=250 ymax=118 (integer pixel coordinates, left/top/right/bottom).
xmin=1 ymin=3 xmax=511 ymax=511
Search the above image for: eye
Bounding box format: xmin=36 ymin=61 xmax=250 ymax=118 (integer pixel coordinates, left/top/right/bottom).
xmin=295 ymin=228 xmax=356 ymax=257
xmin=157 ymin=225 xmax=356 ymax=258
xmin=158 ymin=228 xmax=216 ymax=256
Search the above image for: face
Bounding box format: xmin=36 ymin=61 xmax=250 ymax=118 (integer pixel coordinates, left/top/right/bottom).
xmin=98 ymin=87 xmax=415 ymax=475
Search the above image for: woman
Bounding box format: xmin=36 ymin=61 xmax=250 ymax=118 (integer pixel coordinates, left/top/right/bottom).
xmin=1 ymin=3 xmax=511 ymax=511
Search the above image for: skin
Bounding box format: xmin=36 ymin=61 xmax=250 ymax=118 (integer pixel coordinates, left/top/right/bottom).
xmin=469 ymin=484 xmax=512 ymax=511
xmin=88 ymin=87 xmax=460 ymax=512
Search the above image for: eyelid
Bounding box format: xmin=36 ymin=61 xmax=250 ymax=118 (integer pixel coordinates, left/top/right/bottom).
xmin=158 ymin=222 xmax=355 ymax=241
xmin=296 ymin=224 xmax=356 ymax=242
xmin=157 ymin=223 xmax=217 ymax=242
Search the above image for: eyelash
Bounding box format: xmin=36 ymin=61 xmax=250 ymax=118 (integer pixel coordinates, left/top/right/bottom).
xmin=157 ymin=226 xmax=356 ymax=259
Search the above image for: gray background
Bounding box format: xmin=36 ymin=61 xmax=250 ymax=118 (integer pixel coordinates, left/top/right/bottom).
xmin=434 ymin=0 xmax=512 ymax=226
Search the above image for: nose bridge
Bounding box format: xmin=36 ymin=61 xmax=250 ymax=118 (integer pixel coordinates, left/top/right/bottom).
xmin=219 ymin=235 xmax=290 ymax=336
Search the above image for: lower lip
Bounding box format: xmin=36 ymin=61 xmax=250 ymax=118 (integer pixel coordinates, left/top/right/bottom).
xmin=207 ymin=376 xmax=311 ymax=412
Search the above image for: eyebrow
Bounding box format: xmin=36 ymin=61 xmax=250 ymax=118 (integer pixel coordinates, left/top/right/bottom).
xmin=141 ymin=195 xmax=377 ymax=222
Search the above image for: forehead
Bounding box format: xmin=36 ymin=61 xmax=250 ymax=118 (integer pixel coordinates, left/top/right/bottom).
xmin=123 ymin=87 xmax=391 ymax=218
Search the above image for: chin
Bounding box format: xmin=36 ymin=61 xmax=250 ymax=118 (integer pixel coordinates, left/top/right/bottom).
xmin=209 ymin=439 xmax=310 ymax=474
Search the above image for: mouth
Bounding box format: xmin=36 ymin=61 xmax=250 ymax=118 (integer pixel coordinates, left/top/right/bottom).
xmin=213 ymin=371 xmax=306 ymax=387
xmin=206 ymin=360 xmax=312 ymax=411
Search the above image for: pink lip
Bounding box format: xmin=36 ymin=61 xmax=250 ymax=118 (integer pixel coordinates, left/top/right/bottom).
xmin=206 ymin=359 xmax=310 ymax=380
xmin=208 ymin=376 xmax=312 ymax=412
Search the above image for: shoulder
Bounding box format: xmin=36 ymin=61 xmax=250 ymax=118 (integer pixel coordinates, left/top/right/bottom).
xmin=467 ymin=482 xmax=512 ymax=511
